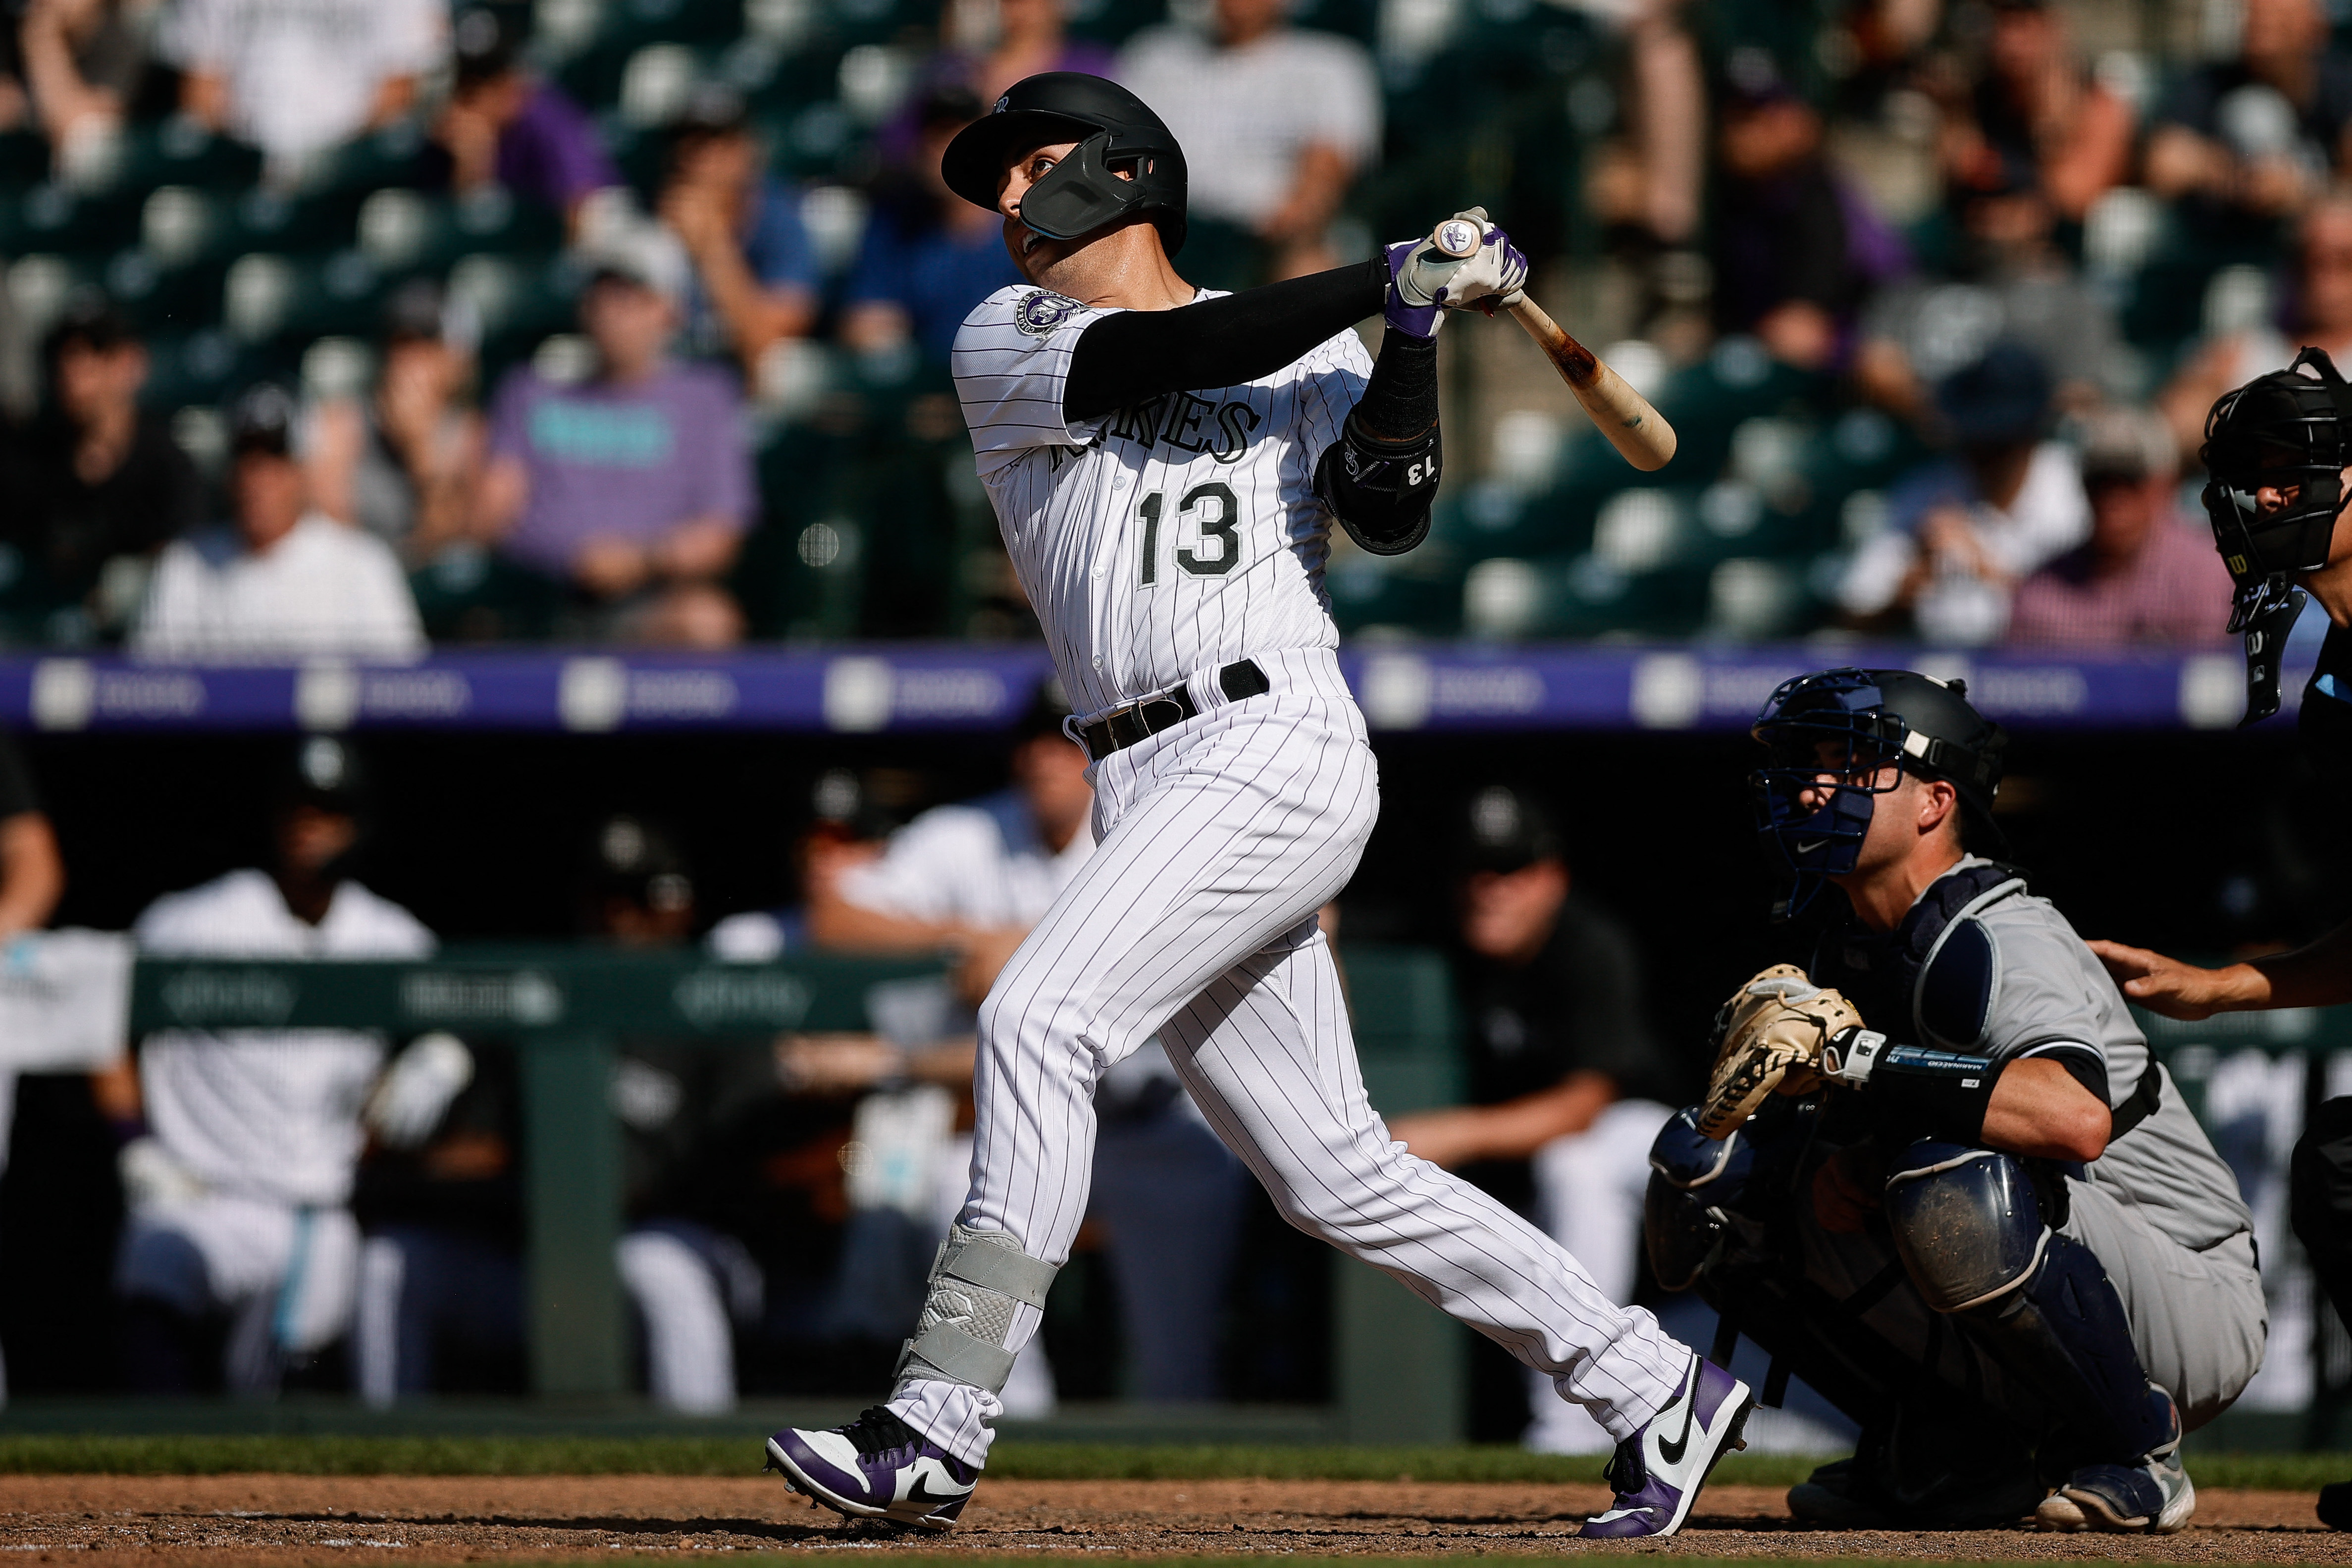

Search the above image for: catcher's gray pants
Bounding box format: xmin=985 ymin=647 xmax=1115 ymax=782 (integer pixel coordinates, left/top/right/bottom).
xmin=885 ymin=657 xmax=1691 ymax=1466
xmin=1799 ymin=1173 xmax=2266 ymax=1433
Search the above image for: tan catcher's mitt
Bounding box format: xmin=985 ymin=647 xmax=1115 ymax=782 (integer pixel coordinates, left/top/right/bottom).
xmin=1697 ymin=964 xmax=1864 ymax=1139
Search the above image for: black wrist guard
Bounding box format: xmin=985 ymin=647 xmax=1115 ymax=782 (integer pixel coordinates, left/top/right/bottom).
xmin=1829 ymin=1028 xmax=2005 ymax=1145
xmin=1315 ymin=331 xmax=1439 ymax=555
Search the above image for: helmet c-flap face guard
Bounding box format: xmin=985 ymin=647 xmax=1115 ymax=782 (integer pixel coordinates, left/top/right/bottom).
xmin=2201 ymin=346 xmax=2350 ymax=723
xmin=1748 ymin=669 xmax=2007 ymax=921
xmin=1019 ymin=130 xmax=1174 ymax=245
xmin=938 ymin=73 xmax=1189 ymax=254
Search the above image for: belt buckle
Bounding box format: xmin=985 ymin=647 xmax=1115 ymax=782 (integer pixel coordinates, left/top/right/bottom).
xmin=1137 ymin=696 xmax=1185 ymax=733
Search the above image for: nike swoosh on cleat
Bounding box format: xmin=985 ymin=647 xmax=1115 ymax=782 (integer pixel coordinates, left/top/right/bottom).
xmin=1655 ymin=1363 xmax=1700 ymax=1467
xmin=904 ymin=1475 xmax=971 ymax=1510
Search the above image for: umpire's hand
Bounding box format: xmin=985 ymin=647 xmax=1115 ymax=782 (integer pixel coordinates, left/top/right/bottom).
xmin=2086 ymin=940 xmax=2250 ymax=1021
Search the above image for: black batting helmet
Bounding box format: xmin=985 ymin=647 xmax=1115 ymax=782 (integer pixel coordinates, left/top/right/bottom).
xmin=2201 ymin=346 xmax=2352 ymax=723
xmin=940 ymin=73 xmax=1188 ymax=254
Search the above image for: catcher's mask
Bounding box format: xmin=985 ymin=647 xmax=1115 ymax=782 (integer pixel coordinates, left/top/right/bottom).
xmin=1749 ymin=668 xmax=2007 ymax=921
xmin=2201 ymin=346 xmax=2352 ymax=723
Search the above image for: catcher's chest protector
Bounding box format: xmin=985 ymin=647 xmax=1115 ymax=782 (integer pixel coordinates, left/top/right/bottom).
xmin=1812 ymin=863 xmax=2021 ymax=1052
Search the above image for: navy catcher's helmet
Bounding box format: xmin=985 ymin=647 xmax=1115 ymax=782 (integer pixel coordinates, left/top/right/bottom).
xmin=2201 ymin=347 xmax=2352 ymax=724
xmin=940 ymin=72 xmax=1188 ymax=254
xmin=1749 ymin=669 xmax=2007 ymax=920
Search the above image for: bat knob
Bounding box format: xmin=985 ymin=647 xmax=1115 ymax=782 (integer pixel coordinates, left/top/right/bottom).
xmin=1433 ymin=218 xmax=1481 ymax=259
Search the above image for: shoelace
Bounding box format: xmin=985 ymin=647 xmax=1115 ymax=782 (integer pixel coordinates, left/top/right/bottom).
xmin=840 ymin=1406 xmax=921 ymax=1458
xmin=1602 ymin=1435 xmax=1648 ymax=1496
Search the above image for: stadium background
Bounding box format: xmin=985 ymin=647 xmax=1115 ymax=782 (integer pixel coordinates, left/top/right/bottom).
xmin=0 ymin=0 xmax=2346 ymax=1470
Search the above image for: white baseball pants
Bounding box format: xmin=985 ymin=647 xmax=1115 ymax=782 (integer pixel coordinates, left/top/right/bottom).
xmin=888 ymin=649 xmax=1690 ymax=1464
xmin=1524 ymin=1097 xmax=1677 ymax=1453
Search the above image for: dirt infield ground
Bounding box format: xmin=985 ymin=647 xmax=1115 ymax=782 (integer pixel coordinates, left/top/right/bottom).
xmin=0 ymin=1475 xmax=2339 ymax=1564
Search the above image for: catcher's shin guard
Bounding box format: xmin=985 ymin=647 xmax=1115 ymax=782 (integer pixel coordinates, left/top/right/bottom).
xmin=1693 ymin=1233 xmax=2041 ymax=1526
xmin=1884 ymin=1142 xmax=2175 ymax=1465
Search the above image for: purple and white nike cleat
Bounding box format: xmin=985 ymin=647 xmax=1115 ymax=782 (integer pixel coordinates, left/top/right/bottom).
xmin=1580 ymin=1353 xmax=1754 ymax=1538
xmin=764 ymin=1406 xmax=979 ymax=1529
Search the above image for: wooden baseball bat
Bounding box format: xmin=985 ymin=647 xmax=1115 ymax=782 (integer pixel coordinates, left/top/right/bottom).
xmin=1424 ymin=214 xmax=1675 ymax=471
xmin=1498 ymin=296 xmax=1677 ymax=473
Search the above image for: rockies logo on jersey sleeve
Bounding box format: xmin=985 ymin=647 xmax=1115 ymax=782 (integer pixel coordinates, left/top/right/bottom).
xmin=1014 ymin=291 xmax=1085 ymax=337
xmin=952 ymin=287 xmax=1117 ymax=470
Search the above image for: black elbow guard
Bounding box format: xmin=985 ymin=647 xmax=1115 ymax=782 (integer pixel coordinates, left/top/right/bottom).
xmin=1315 ymin=416 xmax=1440 ymax=556
xmin=1316 ymin=329 xmax=1441 ymax=556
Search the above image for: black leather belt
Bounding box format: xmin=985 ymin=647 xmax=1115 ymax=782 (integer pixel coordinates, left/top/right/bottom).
xmin=1077 ymin=660 xmax=1270 ymax=760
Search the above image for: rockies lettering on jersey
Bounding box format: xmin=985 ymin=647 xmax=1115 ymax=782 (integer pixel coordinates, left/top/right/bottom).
xmin=951 ymin=284 xmax=1368 ymax=716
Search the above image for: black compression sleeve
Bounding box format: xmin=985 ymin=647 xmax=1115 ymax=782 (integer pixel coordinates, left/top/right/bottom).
xmin=1062 ymin=256 xmax=1388 ymax=422
xmin=1314 ymin=330 xmax=1440 ymax=555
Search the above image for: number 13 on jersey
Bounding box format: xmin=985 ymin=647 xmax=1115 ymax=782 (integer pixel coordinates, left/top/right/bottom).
xmin=1137 ymin=483 xmax=1241 ymax=585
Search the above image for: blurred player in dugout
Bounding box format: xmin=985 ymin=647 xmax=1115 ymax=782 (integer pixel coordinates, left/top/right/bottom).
xmin=356 ymin=815 xmax=812 ymax=1412
xmin=358 ymin=795 xmax=1010 ymax=1412
xmin=1389 ymin=785 xmax=1676 ymax=1452
xmin=102 ymin=739 xmax=463 ymax=1393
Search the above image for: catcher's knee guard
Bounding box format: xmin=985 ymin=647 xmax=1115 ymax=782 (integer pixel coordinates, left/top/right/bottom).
xmin=1643 ymin=1107 xmax=1754 ymax=1291
xmin=895 ymin=1225 xmax=1059 ymax=1395
xmin=1884 ymin=1141 xmax=2174 ymax=1464
xmin=1882 ymin=1142 xmax=2047 ymax=1312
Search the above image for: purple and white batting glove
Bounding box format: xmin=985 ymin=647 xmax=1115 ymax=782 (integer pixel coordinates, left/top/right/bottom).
xmin=1383 ymin=237 xmax=1446 ymax=339
xmin=1434 ymin=220 xmax=1529 ymax=312
xmin=1386 ymin=210 xmax=1531 ymax=337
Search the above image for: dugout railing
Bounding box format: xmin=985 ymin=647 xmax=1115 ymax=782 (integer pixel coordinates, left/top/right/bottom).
xmin=124 ymin=947 xmax=2352 ymax=1446
xmin=125 ymin=943 xmax=1470 ymax=1441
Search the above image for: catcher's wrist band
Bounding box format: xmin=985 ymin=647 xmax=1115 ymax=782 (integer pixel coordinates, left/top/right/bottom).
xmin=1829 ymin=1027 xmax=2004 ymax=1144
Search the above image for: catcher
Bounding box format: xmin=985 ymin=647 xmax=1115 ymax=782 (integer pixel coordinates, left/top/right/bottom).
xmin=1646 ymin=668 xmax=2263 ymax=1533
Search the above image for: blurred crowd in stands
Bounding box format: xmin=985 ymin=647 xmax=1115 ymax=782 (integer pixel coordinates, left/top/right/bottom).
xmin=0 ymin=0 xmax=2331 ymax=650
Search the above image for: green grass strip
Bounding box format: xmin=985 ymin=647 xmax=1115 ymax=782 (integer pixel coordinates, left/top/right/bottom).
xmin=0 ymin=1434 xmax=2337 ymax=1492
xmin=0 ymin=1435 xmax=749 ymax=1476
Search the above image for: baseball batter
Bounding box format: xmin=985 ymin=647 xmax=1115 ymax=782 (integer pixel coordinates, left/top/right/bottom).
xmin=1647 ymin=670 xmax=2262 ymax=1534
xmin=767 ymin=72 xmax=1750 ymax=1537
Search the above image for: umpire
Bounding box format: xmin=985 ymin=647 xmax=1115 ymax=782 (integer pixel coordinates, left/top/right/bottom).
xmin=1649 ymin=669 xmax=2262 ymax=1533
xmin=2089 ymin=348 xmax=2352 ymax=1529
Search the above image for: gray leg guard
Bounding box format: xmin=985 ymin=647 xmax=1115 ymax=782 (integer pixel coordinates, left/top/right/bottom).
xmin=894 ymin=1226 xmax=1059 ymax=1395
xmin=1885 ymin=1141 xmax=2175 ymax=1465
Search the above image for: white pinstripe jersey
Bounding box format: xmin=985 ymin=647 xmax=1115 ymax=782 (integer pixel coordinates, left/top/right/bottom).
xmin=135 ymin=870 xmax=436 ymax=1207
xmin=951 ymin=284 xmax=1371 ymax=715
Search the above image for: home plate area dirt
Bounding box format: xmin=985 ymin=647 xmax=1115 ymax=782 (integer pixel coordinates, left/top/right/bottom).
xmin=0 ymin=1476 xmax=2339 ymax=1563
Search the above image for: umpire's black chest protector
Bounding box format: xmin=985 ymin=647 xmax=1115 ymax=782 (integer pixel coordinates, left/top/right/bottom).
xmin=1811 ymin=862 xmax=2021 ymax=1053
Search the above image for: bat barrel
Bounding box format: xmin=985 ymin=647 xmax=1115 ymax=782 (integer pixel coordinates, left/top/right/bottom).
xmin=1505 ymin=298 xmax=1676 ymax=472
